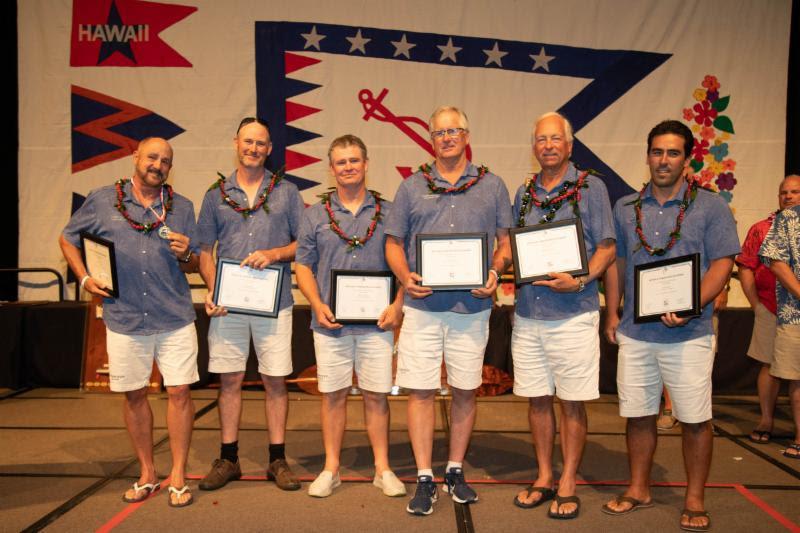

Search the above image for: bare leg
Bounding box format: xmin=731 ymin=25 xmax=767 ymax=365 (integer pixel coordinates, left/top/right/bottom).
xmin=663 ymin=388 xmax=673 ymax=412
xmin=680 ymin=420 xmax=713 ymax=530
xmin=753 ymin=364 xmax=780 ymax=435
xmin=262 ymin=374 xmax=288 ymax=444
xmin=363 ymin=390 xmax=391 ymax=474
xmin=516 ymin=395 xmax=555 ymax=505
xmin=218 ymin=372 xmax=245 ymax=443
xmin=550 ymin=400 xmax=587 ymax=516
xmin=604 ymin=415 xmax=657 ymax=512
xmin=448 ymin=386 xmax=477 ymax=463
xmin=166 ymin=384 xmax=194 ymax=505
xmin=320 ymin=388 xmax=348 ymax=473
xmin=407 ymin=389 xmax=436 ymax=470
xmin=123 ymin=387 xmax=156 ymax=500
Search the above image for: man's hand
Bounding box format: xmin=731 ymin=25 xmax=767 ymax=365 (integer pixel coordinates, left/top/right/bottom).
xmin=240 ymin=249 xmax=277 ymax=270
xmin=604 ymin=312 xmax=620 ymax=344
xmin=533 ymin=272 xmax=581 ymax=292
xmin=404 ymin=272 xmax=433 ymax=299
xmin=377 ymin=303 xmax=403 ymax=330
xmin=313 ymin=303 xmax=342 ymax=330
xmin=661 ymin=311 xmax=690 ymax=327
xmin=167 ymin=231 xmax=191 ymax=260
xmin=205 ymin=292 xmax=227 ymax=317
xmin=471 ymin=271 xmax=498 ymax=299
xmin=84 ymin=277 xmax=112 ymax=298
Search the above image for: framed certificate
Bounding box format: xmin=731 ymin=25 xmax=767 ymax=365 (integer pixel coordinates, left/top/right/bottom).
xmin=330 ymin=270 xmax=396 ymax=325
xmin=509 ymin=218 xmax=589 ymax=284
xmin=79 ymin=232 xmax=119 ymax=298
xmin=213 ymin=257 xmax=284 ymax=318
xmin=415 ymin=232 xmax=488 ymax=290
xmin=634 ymin=253 xmax=701 ymax=324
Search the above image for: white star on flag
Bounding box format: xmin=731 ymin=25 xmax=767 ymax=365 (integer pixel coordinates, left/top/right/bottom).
xmin=346 ymin=29 xmax=371 ymax=54
xmin=483 ymin=42 xmax=508 ymax=66
xmin=437 ymin=37 xmax=462 ymax=63
xmin=301 ymin=25 xmax=326 ymax=51
xmin=530 ymin=47 xmax=555 ymax=72
xmin=391 ymin=34 xmax=416 ymax=59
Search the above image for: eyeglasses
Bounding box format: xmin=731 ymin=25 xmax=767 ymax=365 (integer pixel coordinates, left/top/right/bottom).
xmin=431 ymin=127 xmax=466 ymax=139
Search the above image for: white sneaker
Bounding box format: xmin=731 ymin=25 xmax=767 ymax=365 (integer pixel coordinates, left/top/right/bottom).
xmin=373 ymin=470 xmax=406 ymax=497
xmin=308 ymin=471 xmax=341 ymax=498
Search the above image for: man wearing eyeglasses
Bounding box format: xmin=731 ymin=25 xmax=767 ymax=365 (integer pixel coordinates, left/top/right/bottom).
xmin=196 ymin=117 xmax=305 ymax=492
xmin=385 ymin=106 xmax=513 ymax=516
xmin=510 ymin=112 xmax=616 ymax=519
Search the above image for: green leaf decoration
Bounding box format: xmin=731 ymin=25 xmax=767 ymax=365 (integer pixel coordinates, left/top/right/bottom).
xmin=712 ymin=95 xmax=730 ymax=112
xmin=690 ymin=159 xmax=704 ymax=173
xmin=713 ymin=115 xmax=735 ymax=134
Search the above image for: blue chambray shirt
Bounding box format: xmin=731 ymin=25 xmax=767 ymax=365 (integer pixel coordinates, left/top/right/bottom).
xmin=296 ymin=191 xmax=394 ymax=337
xmin=614 ymin=181 xmax=740 ymax=343
xmin=62 ymin=182 xmax=198 ymax=335
xmin=196 ymin=170 xmax=305 ymax=312
xmin=383 ymin=163 xmax=513 ymax=314
xmin=512 ymin=163 xmax=615 ymax=320
xmin=759 ymin=205 xmax=800 ymax=325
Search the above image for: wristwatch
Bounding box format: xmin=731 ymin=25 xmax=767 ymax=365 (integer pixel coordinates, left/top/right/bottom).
xmin=178 ymin=251 xmax=192 ymax=263
xmin=576 ymin=276 xmax=587 ymax=292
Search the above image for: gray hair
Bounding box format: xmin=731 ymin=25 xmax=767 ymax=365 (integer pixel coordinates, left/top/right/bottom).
xmin=428 ymin=106 xmax=470 ymax=134
xmin=532 ymin=111 xmax=574 ymax=143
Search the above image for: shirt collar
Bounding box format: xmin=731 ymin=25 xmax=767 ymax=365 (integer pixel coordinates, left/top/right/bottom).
xmin=329 ymin=189 xmax=376 ymax=217
xmin=123 ymin=180 xmax=165 ymax=210
xmin=428 ymin=162 xmax=480 ymax=188
xmin=534 ymin=162 xmax=578 ymax=194
xmin=227 ymin=169 xmax=272 ymax=193
xmin=642 ymin=179 xmax=689 ymax=205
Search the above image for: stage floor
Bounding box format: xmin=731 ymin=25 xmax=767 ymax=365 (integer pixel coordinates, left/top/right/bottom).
xmin=1 ymin=389 xmax=799 ymax=532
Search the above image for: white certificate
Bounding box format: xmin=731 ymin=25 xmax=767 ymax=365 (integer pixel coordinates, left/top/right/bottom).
xmin=332 ymin=272 xmax=393 ymax=323
xmin=417 ymin=234 xmax=486 ymax=289
xmin=510 ymin=218 xmax=589 ymax=284
xmin=637 ymin=262 xmax=694 ymax=316
xmin=214 ymin=259 xmax=283 ymax=317
xmin=80 ymin=232 xmax=119 ymax=297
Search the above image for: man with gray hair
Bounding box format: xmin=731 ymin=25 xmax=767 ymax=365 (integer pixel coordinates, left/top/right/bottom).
xmin=385 ymin=106 xmax=513 ymax=515
xmin=510 ymin=112 xmax=616 ymax=519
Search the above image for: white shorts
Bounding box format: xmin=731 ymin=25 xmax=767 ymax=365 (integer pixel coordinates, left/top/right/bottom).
xmin=313 ymin=331 xmax=394 ymax=393
xmin=208 ymin=309 xmax=292 ymax=376
xmin=106 ymin=322 xmax=199 ymax=392
xmin=616 ymin=332 xmax=715 ymax=423
xmin=511 ymin=311 xmax=600 ymax=401
xmin=396 ymin=306 xmax=491 ymax=391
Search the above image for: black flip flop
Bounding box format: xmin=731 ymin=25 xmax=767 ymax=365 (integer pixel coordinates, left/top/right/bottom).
xmin=513 ymin=486 xmax=555 ymax=509
xmin=601 ymin=495 xmax=654 ymax=515
xmin=748 ymin=430 xmax=771 ymax=444
xmin=680 ymin=509 xmax=711 ymax=532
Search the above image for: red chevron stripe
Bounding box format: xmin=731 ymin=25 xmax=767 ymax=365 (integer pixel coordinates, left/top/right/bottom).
xmin=285 ymin=52 xmax=321 ymax=74
xmin=285 ymin=149 xmax=321 ymax=172
xmin=286 ymin=101 xmax=321 ymax=123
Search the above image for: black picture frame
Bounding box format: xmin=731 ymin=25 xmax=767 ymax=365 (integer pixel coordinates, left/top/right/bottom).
xmin=213 ymin=257 xmax=284 ymax=318
xmin=330 ymin=269 xmax=397 ymax=325
xmin=79 ymin=232 xmax=119 ymax=298
xmin=509 ymin=218 xmax=589 ymax=285
xmin=634 ymin=253 xmax=701 ymax=324
xmin=415 ymin=232 xmax=488 ymax=291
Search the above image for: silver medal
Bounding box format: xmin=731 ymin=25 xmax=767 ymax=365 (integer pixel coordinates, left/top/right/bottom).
xmin=158 ymin=225 xmax=172 ymax=239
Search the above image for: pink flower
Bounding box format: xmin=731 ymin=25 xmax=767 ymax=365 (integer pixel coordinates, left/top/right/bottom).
xmin=692 ymin=139 xmax=710 ymax=162
xmin=722 ymin=159 xmax=736 ymax=172
xmin=699 ymin=126 xmax=716 ymax=141
xmin=702 ymin=75 xmax=720 ymax=92
xmin=698 ymin=168 xmax=715 ymax=186
xmin=693 ymin=100 xmax=718 ymax=126
xmin=683 ymin=108 xmax=695 ymax=121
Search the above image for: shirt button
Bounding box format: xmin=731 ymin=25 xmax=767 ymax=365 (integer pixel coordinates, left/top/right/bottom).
xmin=248 ymin=232 xmax=253 ymax=236
xmin=141 ymin=250 xmax=146 ymax=254
xmin=352 ymin=255 xmax=357 ymax=259
xmin=450 ymin=224 xmax=454 ymax=227
xmin=142 ymin=271 xmax=146 ymax=275
xmin=144 ymin=312 xmax=148 ymax=316
xmin=536 ymin=296 xmax=540 ymax=300
xmin=451 ymin=204 xmax=455 ymax=208
xmin=143 ymin=292 xmax=147 ymax=296
xmin=659 ymin=211 xmax=663 ymax=215
xmin=655 ymin=231 xmax=660 ymax=236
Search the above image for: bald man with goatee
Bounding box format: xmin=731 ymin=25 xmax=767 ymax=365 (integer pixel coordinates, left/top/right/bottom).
xmin=60 ymin=137 xmax=200 ymax=507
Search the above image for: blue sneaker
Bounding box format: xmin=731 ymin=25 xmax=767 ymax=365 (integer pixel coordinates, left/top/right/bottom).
xmin=443 ymin=467 xmax=478 ymax=503
xmin=406 ymin=475 xmax=438 ymax=515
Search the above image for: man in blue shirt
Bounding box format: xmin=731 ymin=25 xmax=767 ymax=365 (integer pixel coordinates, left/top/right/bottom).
xmin=511 ymin=112 xmax=616 ymax=519
xmin=296 ymin=134 xmax=406 ymax=498
xmin=759 ymin=202 xmax=800 ymax=458
xmin=197 ymin=118 xmax=305 ymax=492
xmin=603 ymin=120 xmax=739 ymax=532
xmin=384 ymin=106 xmax=513 ymax=515
xmin=60 ymin=137 xmax=199 ymax=507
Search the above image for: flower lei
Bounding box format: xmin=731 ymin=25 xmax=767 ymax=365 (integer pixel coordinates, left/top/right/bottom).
xmin=318 ymin=188 xmax=384 ymax=251
xmin=420 ymin=163 xmax=488 ymax=194
xmin=630 ymin=178 xmax=699 ymax=256
xmin=209 ymin=168 xmax=284 ymax=218
xmin=115 ymin=178 xmax=173 ymax=233
xmin=516 ymin=171 xmax=589 ymax=227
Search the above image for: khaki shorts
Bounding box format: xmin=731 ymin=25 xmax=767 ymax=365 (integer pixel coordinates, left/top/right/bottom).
xmin=106 ymin=323 xmax=199 ymax=392
xmin=747 ymin=303 xmax=777 ymax=364
xmin=208 ymin=308 xmax=293 ymax=376
xmin=770 ymin=323 xmax=800 ymax=380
